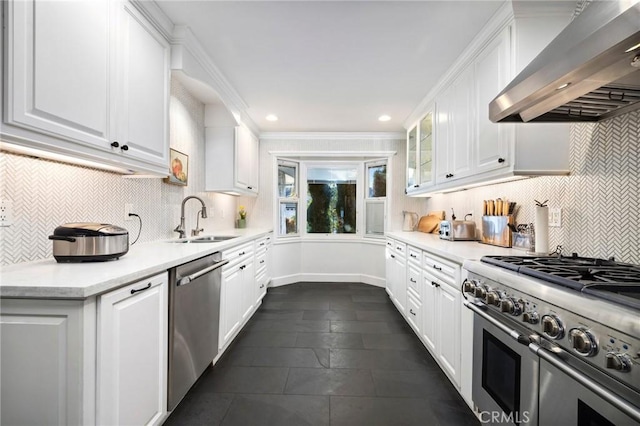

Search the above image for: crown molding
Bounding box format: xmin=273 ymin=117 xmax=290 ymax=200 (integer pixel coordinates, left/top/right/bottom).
xmin=259 ymin=132 xmax=405 ymax=140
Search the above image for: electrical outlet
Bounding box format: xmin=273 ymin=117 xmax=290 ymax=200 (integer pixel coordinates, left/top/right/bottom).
xmin=549 ymin=207 xmax=562 ymax=227
xmin=124 ymin=204 xmax=134 ymax=221
xmin=0 ymin=200 xmax=13 ymax=227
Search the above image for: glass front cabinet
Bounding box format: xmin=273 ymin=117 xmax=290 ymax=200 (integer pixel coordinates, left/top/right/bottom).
xmin=406 ymin=109 xmax=435 ymax=194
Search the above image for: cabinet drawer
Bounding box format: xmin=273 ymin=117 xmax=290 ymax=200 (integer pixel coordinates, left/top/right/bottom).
xmin=407 ymin=264 xmax=421 ymax=296
xmin=407 ymin=246 xmax=421 ymax=264
xmin=394 ymin=242 xmax=407 ymax=257
xmin=222 ymin=242 xmax=254 ymax=268
xmin=406 ymin=292 xmax=422 ymax=334
xmin=423 ymin=252 xmax=457 ymax=286
xmin=255 ymin=250 xmax=267 ymax=275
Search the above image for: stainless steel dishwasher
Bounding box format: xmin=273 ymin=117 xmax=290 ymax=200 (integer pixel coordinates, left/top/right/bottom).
xmin=168 ymin=252 xmax=228 ymax=410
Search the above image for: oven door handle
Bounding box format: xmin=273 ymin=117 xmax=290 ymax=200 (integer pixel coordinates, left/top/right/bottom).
xmin=463 ymin=300 xmax=531 ymax=345
xmin=530 ymin=342 xmax=640 ymax=423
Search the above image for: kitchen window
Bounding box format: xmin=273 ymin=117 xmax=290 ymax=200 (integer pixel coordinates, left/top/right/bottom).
xmin=277 ymin=160 xmax=299 ymax=236
xmin=275 ymin=157 xmax=388 ymax=239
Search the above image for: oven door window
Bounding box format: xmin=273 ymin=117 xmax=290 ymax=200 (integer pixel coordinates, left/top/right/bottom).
xmin=578 ymin=400 xmax=615 ymax=426
xmin=482 ymin=330 xmax=521 ymax=415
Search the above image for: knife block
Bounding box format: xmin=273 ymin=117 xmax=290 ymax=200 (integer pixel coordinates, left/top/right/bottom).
xmin=481 ymin=215 xmax=513 ymax=247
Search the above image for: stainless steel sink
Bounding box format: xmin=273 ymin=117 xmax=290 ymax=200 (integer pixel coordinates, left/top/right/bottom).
xmin=168 ymin=236 xmax=238 ymax=243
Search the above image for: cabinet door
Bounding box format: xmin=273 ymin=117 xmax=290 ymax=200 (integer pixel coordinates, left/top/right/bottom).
xmin=240 ymin=257 xmax=256 ymax=322
xmin=437 ymin=283 xmax=461 ymax=387
xmin=220 ymin=266 xmax=242 ymax=349
xmin=421 ymin=272 xmax=438 ymax=353
xmin=97 ymin=273 xmax=168 ymax=426
xmin=6 ymin=0 xmax=113 ymax=148
xmin=393 ymin=255 xmax=406 ymax=314
xmin=116 ymin=1 xmax=170 ymax=168
xmin=235 ymin=126 xmax=253 ymax=191
xmin=406 ymin=125 xmax=418 ymax=190
xmin=418 ymin=112 xmax=434 ymax=187
xmin=475 ymin=27 xmax=512 ymax=174
xmin=406 ymin=292 xmax=422 ymax=335
xmin=248 ymin=131 xmax=260 ymax=193
xmin=385 ymin=243 xmax=395 ymax=298
xmin=449 ymin=66 xmax=474 ymax=181
xmin=435 ymin=96 xmax=452 ymax=183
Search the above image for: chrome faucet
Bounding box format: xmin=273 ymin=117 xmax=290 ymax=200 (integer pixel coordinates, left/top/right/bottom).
xmin=174 ymin=196 xmax=208 ymax=239
xmin=191 ymin=210 xmax=204 ymax=237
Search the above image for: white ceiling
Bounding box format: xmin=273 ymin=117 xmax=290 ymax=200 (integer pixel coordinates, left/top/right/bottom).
xmin=157 ymin=1 xmax=506 ymax=133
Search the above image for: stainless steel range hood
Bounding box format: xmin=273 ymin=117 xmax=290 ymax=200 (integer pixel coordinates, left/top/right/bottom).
xmin=490 ymin=0 xmax=640 ymax=123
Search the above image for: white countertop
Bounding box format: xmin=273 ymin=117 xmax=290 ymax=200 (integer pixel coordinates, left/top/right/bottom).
xmin=385 ymin=231 xmax=524 ymax=264
xmin=0 ymin=228 xmax=272 ymax=299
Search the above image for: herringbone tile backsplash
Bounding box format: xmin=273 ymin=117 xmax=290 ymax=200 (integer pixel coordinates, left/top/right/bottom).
xmin=427 ymin=111 xmax=640 ymax=264
xmin=1 ymin=101 xmax=638 ymax=265
xmin=0 ymin=78 xmax=237 ymax=265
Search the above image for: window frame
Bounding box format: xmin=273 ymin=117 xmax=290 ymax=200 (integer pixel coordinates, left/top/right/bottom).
xmin=276 ymin=158 xmax=300 ymax=238
xmin=364 ymin=159 xmax=388 ymax=239
xmin=271 ymin=151 xmax=394 ymax=243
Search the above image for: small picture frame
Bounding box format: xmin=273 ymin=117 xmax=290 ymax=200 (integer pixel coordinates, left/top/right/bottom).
xmin=165 ymin=148 xmax=189 ymax=186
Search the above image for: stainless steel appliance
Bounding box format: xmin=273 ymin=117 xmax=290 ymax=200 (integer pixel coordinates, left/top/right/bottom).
xmin=168 ymin=252 xmax=228 ymax=410
xmin=439 ymin=220 xmax=476 ymax=241
xmin=48 ymin=222 xmax=128 ymax=262
xmin=490 ymin=0 xmax=640 ymax=123
xmin=463 ymin=255 xmax=640 ymax=425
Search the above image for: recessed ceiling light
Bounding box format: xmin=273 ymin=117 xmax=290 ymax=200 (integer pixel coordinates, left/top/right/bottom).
xmin=556 ymin=83 xmax=570 ymax=90
xmin=625 ymin=42 xmax=640 ymax=53
xmin=265 ymin=114 xmax=278 ymax=122
xmin=378 ymin=115 xmax=391 ymax=122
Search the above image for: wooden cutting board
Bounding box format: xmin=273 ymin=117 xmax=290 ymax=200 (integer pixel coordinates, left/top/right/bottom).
xmin=417 ymin=211 xmax=445 ymax=233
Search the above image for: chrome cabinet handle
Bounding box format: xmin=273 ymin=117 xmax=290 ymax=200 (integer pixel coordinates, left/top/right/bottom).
xmin=464 ymin=300 xmax=531 ymax=345
xmin=530 ymin=342 xmax=640 ymax=422
xmin=178 ymin=259 xmax=229 ymax=286
xmin=131 ymin=283 xmax=151 ymax=294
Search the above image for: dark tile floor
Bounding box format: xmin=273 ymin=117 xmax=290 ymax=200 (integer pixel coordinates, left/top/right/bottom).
xmin=164 ymin=282 xmax=479 ymax=426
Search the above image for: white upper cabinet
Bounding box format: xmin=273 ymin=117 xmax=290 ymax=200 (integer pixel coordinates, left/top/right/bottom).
xmin=474 ymin=27 xmax=512 ymax=175
xmin=5 ymin=0 xmax=113 ymax=147
xmin=206 ymin=124 xmax=259 ymax=196
xmin=436 ymin=66 xmax=474 ymax=184
xmin=3 ymin=0 xmax=170 ymax=175
xmin=115 ymin=1 xmax=170 ymax=168
xmin=406 ymin=4 xmax=573 ymax=196
xmin=405 ymin=108 xmax=435 ymax=193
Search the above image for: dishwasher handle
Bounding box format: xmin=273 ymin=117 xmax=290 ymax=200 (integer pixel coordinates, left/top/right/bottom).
xmin=178 ymin=259 xmax=229 ymax=286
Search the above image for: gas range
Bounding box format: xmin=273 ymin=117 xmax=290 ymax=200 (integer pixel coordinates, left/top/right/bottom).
xmin=463 ymin=255 xmax=640 ymax=396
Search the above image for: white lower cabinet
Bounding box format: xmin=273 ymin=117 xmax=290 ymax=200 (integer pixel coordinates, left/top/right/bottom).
xmin=255 ymin=234 xmax=273 ymax=303
xmin=219 ymin=242 xmax=257 ymax=351
xmin=97 ymin=273 xmax=168 ymax=426
xmin=0 ymin=272 xmax=169 ymax=426
xmin=386 ymin=243 xmax=465 ymax=394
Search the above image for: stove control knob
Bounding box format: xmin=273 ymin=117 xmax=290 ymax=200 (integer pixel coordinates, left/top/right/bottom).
xmin=462 ymin=279 xmax=476 ymax=294
xmin=522 ymin=311 xmax=539 ymax=324
xmin=569 ymin=328 xmax=598 ymax=357
xmin=485 ymin=291 xmax=498 ymax=305
xmin=494 ymin=291 xmax=506 ymax=307
xmin=500 ymin=298 xmax=522 ymax=316
xmin=541 ymin=314 xmax=564 ymax=340
xmin=606 ymin=353 xmax=632 ymax=372
xmin=474 ymin=286 xmax=487 ymax=299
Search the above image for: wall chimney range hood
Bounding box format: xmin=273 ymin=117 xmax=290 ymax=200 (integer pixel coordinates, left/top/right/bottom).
xmin=490 ymin=0 xmax=640 ymax=123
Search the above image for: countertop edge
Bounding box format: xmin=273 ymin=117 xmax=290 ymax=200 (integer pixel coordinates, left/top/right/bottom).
xmin=0 ymin=228 xmax=273 ymax=299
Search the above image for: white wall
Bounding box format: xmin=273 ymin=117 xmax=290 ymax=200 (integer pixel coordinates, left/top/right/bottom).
xmin=237 ymin=135 xmax=425 ymax=284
